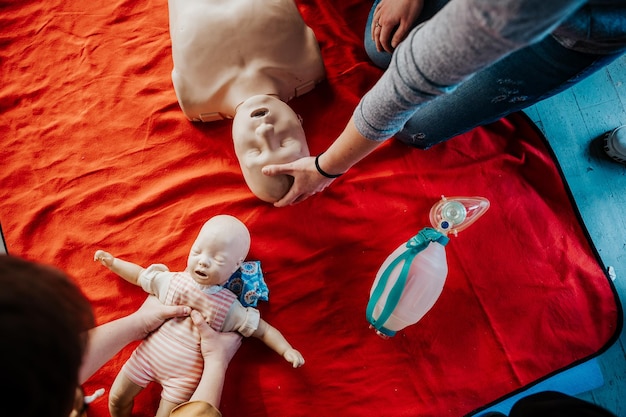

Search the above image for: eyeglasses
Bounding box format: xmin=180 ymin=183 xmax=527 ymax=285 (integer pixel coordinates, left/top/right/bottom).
xmin=69 ymin=386 xmax=87 ymax=417
xmin=69 ymin=386 xmax=105 ymax=417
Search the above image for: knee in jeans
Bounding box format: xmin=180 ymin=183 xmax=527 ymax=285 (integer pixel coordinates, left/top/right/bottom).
xmin=395 ymin=128 xmax=436 ymax=150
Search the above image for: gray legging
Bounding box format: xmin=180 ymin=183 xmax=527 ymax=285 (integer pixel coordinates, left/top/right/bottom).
xmin=364 ymin=0 xmax=624 ymax=149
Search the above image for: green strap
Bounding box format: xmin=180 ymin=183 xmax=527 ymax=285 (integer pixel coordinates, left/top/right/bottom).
xmin=366 ymin=228 xmax=449 ymax=335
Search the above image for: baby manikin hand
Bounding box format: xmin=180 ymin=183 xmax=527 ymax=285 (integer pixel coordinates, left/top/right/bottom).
xmin=284 ymin=348 xmax=305 ymax=368
xmin=94 ymin=250 xmax=114 ymax=267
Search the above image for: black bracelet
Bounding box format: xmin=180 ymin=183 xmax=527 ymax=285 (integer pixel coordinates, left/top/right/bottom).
xmin=315 ymin=153 xmax=343 ymax=178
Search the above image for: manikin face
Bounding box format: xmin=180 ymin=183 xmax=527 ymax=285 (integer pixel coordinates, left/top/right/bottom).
xmin=186 ymin=215 xmax=251 ymax=286
xmin=232 ymin=95 xmax=310 ymax=203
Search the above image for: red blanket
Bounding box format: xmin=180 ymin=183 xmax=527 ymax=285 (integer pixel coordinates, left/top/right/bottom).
xmin=0 ymin=0 xmax=620 ymax=416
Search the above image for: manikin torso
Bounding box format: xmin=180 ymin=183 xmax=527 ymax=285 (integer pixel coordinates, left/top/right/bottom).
xmin=169 ymin=0 xmax=325 ymax=122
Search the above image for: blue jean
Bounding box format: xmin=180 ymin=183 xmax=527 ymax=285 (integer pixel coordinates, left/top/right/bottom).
xmin=364 ymin=0 xmax=625 ymax=149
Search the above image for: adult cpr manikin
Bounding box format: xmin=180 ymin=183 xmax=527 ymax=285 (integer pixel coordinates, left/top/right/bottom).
xmin=168 ymin=0 xmax=326 ymax=203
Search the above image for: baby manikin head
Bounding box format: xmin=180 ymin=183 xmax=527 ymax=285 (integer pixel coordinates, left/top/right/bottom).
xmin=186 ymin=215 xmax=251 ymax=286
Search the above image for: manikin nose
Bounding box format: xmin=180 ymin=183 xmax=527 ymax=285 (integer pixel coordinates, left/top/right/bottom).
xmin=198 ymin=258 xmax=211 ymax=267
xmin=256 ymin=124 xmax=278 ymax=148
xmin=256 ymin=123 xmax=274 ymax=139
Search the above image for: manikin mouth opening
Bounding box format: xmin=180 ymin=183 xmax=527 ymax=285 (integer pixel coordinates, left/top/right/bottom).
xmin=195 ymin=270 xmax=207 ymax=277
xmin=251 ymin=108 xmax=269 ymax=118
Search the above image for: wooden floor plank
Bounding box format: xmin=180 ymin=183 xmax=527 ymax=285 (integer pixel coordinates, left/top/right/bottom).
xmin=523 ymin=53 xmax=626 ymax=416
xmin=572 ymin=69 xmax=620 ymax=109
xmin=606 ymin=57 xmax=626 ymax=106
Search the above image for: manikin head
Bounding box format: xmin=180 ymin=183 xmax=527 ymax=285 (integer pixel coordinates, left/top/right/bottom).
xmin=186 ymin=215 xmax=251 ymax=286
xmin=232 ymin=94 xmax=310 ymax=203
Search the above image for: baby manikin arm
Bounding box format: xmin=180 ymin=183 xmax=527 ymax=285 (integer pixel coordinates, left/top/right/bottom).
xmin=222 ymin=303 xmax=260 ymax=337
xmin=252 ymin=319 xmax=305 ymax=368
xmin=222 ymin=302 xmax=304 ymax=367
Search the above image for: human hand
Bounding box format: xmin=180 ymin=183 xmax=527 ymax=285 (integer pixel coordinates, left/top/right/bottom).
xmin=132 ymin=295 xmax=191 ymax=337
xmin=262 ymin=156 xmax=335 ymax=207
xmin=191 ymin=310 xmax=242 ymax=363
xmin=372 ymin=0 xmax=424 ymax=53
xmin=283 ymin=348 xmax=305 ymax=368
xmin=94 ymin=250 xmax=114 ymax=267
